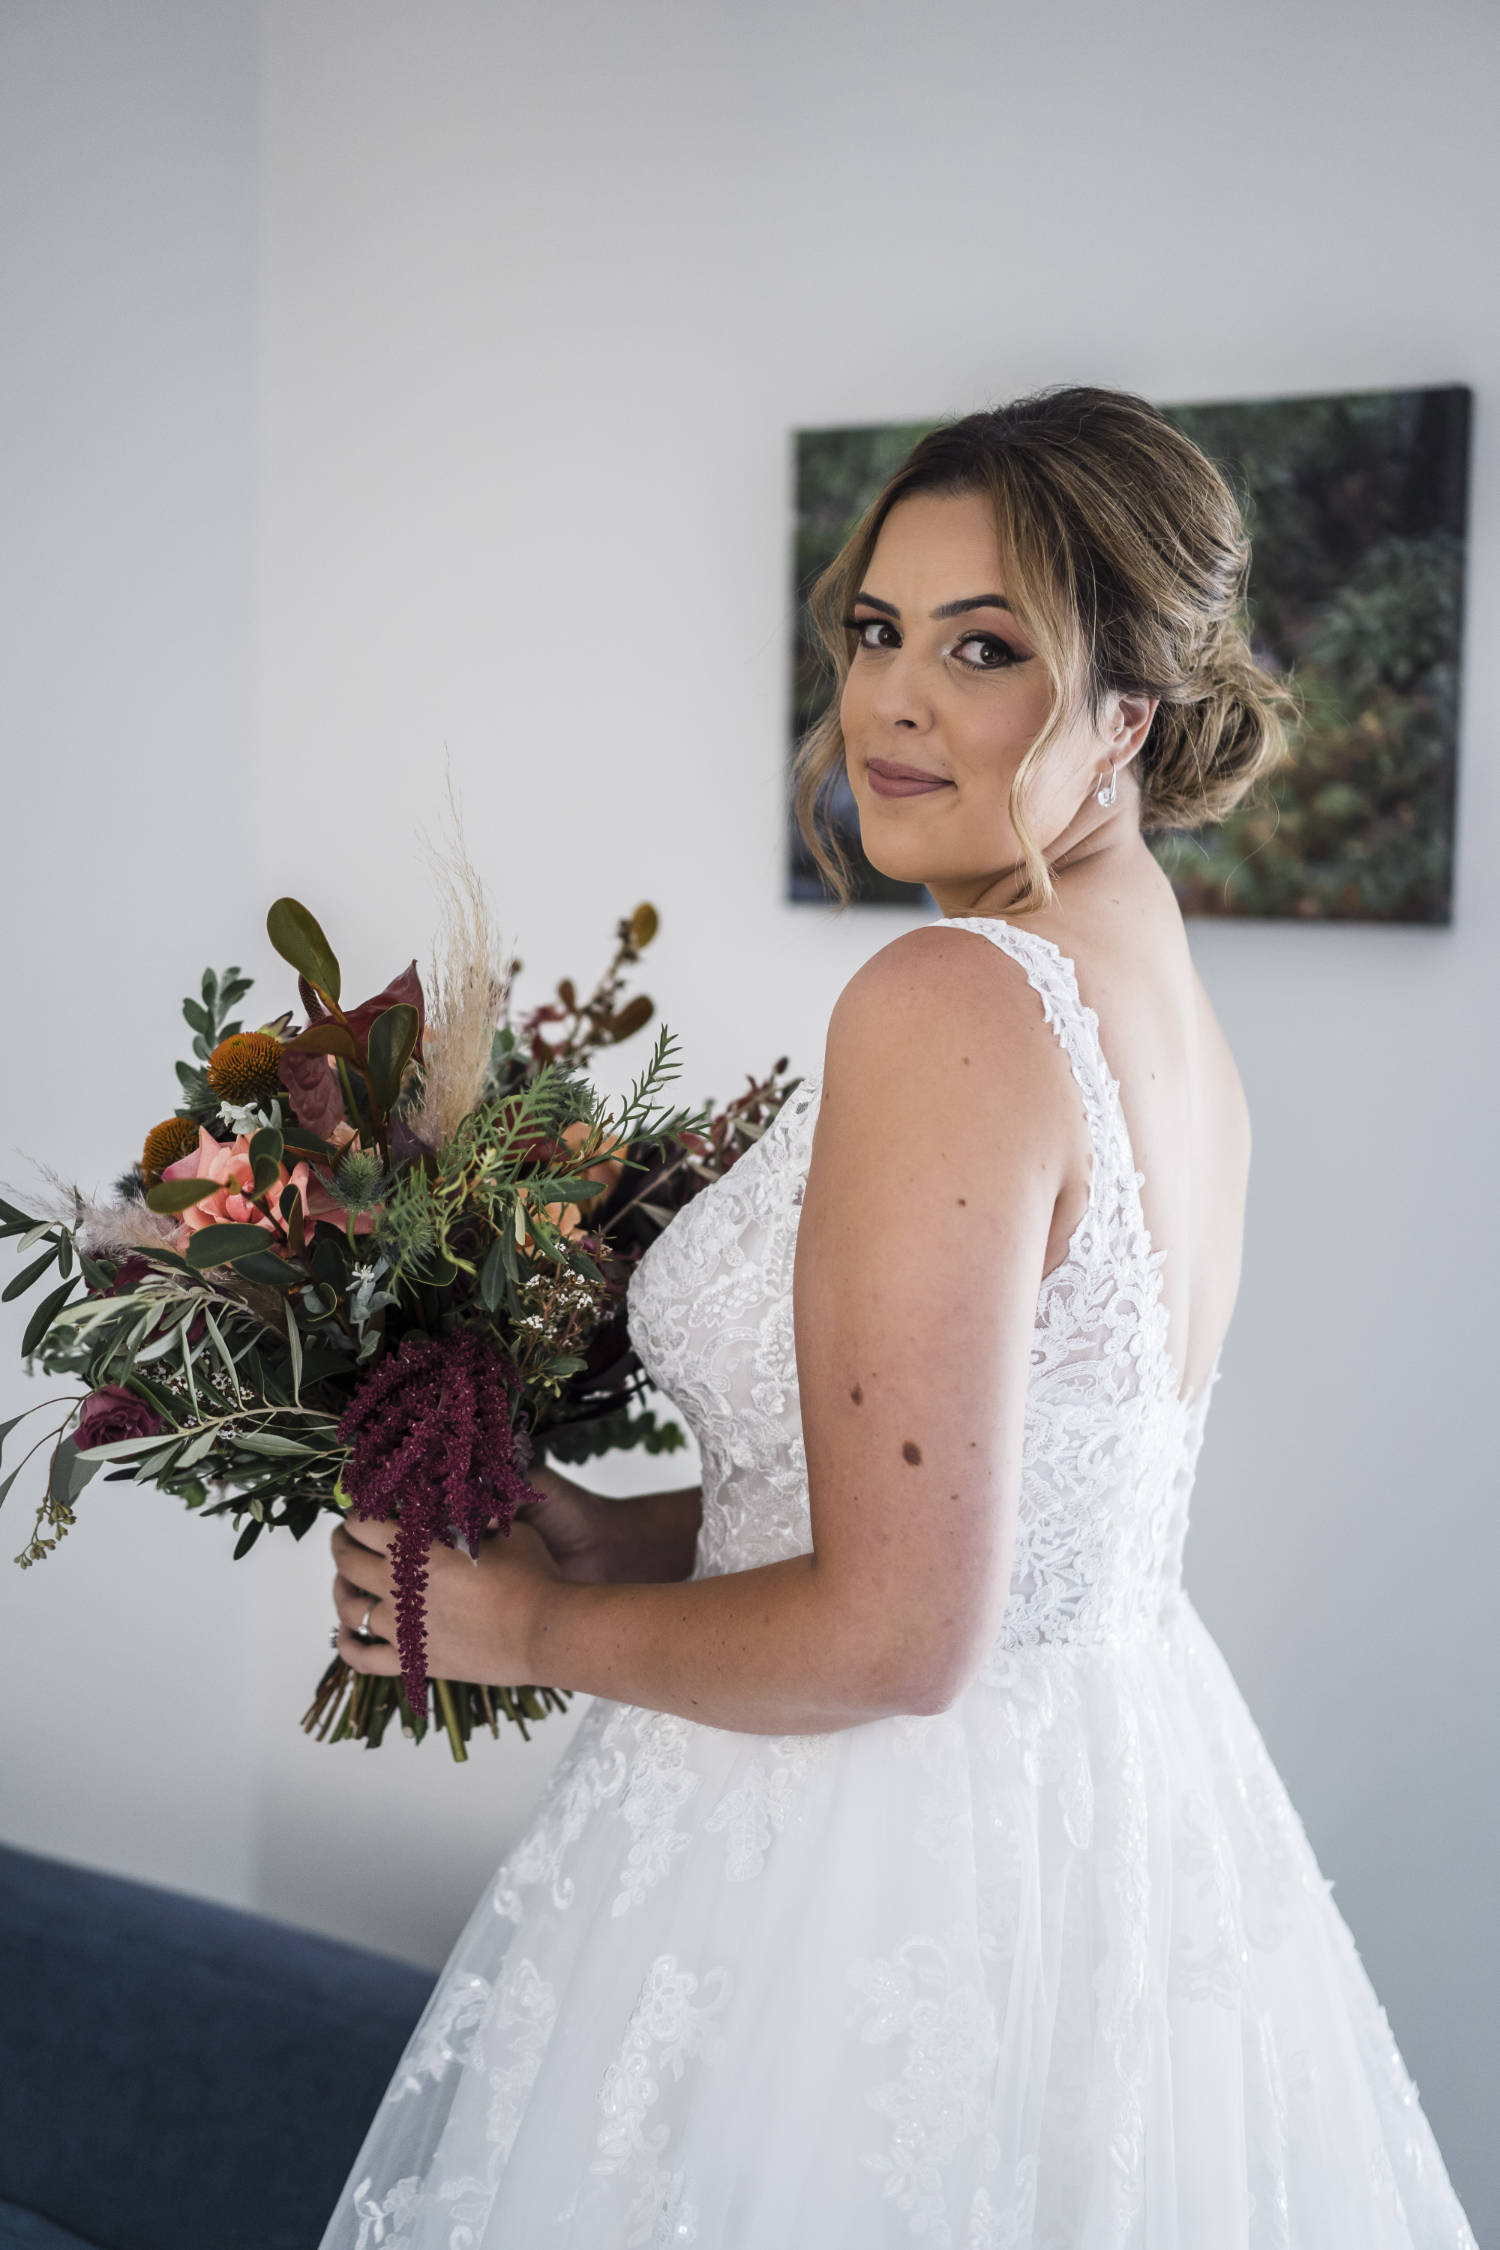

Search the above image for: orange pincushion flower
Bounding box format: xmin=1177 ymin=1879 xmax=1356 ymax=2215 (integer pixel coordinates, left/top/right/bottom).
xmin=207 ymin=1031 xmax=283 ymax=1106
xmin=141 ymin=1116 xmax=202 ymax=1185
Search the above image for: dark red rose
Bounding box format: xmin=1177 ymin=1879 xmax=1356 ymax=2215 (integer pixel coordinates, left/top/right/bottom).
xmin=75 ymin=1386 xmax=164 ymax=1453
xmin=111 ymin=1256 xmax=152 ymax=1292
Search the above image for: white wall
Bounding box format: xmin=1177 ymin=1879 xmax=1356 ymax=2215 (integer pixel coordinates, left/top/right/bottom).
xmin=0 ymin=1 xmax=260 ymax=1904
xmin=3 ymin=0 xmax=1496 ymax=2232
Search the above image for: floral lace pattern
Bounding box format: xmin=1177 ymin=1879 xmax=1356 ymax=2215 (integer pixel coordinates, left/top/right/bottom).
xmin=319 ymin=915 xmax=1478 ymax=2249
xmin=591 ymin=1954 xmax=733 ymax=2217
xmin=847 ymin=1932 xmax=1001 ymax=2246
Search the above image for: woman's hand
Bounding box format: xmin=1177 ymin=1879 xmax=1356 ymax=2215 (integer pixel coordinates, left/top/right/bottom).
xmin=510 ymin=1462 xmax=620 ymax=1584
xmin=331 ymin=1513 xmax=563 ymax=1685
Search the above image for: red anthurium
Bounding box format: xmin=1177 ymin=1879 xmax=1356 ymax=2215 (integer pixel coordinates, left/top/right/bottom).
xmin=294 ymin=962 xmax=427 ymax=1066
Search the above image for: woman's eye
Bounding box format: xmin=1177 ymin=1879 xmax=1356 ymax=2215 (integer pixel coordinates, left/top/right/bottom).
xmin=953 ymin=632 xmax=1020 ymax=670
xmin=845 ymin=615 xmax=899 ymax=653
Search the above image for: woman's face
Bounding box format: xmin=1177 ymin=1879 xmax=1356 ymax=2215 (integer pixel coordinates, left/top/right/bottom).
xmin=839 ymin=487 xmax=1151 ymax=915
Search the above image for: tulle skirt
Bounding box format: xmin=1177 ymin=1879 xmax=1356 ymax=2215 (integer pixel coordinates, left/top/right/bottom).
xmin=318 ymin=1592 xmax=1477 ymax=2249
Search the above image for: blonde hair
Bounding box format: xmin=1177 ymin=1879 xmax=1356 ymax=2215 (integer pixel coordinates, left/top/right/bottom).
xmin=792 ymin=384 xmax=1299 ymax=911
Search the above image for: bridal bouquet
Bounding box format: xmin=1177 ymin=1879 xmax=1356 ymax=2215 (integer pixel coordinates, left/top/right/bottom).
xmin=0 ymin=859 xmax=797 ymax=1758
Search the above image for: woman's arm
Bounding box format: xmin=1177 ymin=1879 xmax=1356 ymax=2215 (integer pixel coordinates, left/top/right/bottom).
xmin=520 ymin=928 xmax=1080 ymax=1730
xmin=337 ymin=929 xmax=1078 ymax=1732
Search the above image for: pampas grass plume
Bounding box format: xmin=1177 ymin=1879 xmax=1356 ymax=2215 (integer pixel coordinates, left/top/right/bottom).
xmin=409 ymin=792 xmax=512 ymax=1152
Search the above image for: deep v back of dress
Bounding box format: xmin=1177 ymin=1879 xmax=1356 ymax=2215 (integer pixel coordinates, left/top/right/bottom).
xmin=318 ymin=917 xmax=1478 ymax=2250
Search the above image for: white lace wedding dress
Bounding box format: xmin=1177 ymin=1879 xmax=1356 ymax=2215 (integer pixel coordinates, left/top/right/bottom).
xmin=319 ymin=917 xmax=1478 ymax=2250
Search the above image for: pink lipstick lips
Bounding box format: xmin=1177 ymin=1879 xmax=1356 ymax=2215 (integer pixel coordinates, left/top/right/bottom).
xmin=865 ymin=757 xmax=954 ymax=799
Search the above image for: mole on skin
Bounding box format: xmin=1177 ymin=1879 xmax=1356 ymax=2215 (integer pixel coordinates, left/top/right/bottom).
xmin=956 ymin=1197 xmax=967 ymax=1206
xmin=850 ymin=1383 xmax=864 ymax=1405
xmin=902 ymin=1440 xmax=923 ymax=1466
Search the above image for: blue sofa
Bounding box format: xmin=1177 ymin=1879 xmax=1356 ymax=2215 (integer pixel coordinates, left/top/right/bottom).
xmin=0 ymin=1842 xmax=434 ymax=2250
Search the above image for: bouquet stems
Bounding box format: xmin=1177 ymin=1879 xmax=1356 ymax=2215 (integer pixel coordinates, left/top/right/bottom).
xmin=301 ymin=1656 xmax=573 ymax=1759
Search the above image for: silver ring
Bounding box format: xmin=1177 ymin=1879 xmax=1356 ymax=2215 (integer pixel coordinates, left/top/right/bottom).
xmin=353 ymin=1598 xmax=378 ymax=1643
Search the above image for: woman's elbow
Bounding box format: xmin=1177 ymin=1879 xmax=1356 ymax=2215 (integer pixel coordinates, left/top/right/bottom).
xmin=860 ymin=1628 xmax=979 ymax=1720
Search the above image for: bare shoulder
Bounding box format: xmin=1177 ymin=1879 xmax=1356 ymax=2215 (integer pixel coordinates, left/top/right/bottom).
xmin=819 ymin=923 xmax=1084 ymax=1166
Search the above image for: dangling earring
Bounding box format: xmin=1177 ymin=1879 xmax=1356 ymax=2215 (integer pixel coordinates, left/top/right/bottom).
xmin=1095 ymin=763 xmax=1118 ymax=808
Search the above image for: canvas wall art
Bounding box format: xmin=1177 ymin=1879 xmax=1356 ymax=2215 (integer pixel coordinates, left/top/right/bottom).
xmin=787 ymin=385 xmax=1471 ymax=923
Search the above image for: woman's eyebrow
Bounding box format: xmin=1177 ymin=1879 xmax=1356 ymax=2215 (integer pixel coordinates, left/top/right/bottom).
xmin=931 ymin=593 xmax=1012 ymax=618
xmin=849 ymin=591 xmax=1012 ymax=620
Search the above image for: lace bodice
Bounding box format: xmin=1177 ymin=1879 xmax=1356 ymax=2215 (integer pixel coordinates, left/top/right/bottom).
xmin=626 ymin=916 xmax=1220 ymax=1658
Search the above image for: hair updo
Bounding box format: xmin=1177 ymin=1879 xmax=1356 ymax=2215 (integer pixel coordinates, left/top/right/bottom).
xmin=793 ymin=383 xmax=1299 ymax=912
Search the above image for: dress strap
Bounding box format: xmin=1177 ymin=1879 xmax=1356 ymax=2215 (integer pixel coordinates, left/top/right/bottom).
xmin=939 ymin=915 xmax=1132 ymax=1233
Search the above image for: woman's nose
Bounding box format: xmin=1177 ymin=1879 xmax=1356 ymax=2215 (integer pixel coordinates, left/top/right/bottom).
xmin=869 ymin=650 xmax=932 ymax=732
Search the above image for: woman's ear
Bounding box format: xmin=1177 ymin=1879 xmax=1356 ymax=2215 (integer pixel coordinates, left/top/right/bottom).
xmin=1107 ymin=689 xmax=1158 ymax=765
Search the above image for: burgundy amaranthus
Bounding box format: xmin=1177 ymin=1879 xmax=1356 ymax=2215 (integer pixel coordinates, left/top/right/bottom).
xmin=336 ymin=1327 xmax=539 ymax=1704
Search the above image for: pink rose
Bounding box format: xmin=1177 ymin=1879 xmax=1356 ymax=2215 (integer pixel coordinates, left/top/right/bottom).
xmin=160 ymin=1127 xmax=374 ymax=1255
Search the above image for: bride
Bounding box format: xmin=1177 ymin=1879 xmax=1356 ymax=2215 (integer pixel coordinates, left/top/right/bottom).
xmin=320 ymin=385 xmax=1477 ymax=2247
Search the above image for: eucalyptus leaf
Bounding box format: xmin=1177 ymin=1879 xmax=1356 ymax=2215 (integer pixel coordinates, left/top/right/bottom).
xmin=3 ymin=1247 xmax=59 ymax=1303
xmin=179 ymin=1322 xmax=201 ymax=1418
xmin=68 ymin=1430 xmax=168 ymax=1462
xmin=132 ymin=1439 xmax=186 ymax=1482
xmin=479 ymin=1237 xmax=508 ymax=1313
xmin=134 ymin=1243 xmax=200 ymax=1277
xmin=136 ymin=1320 xmax=195 ymax=1366
xmin=232 ymin=1251 xmax=300 ymax=1288
xmin=185 ymin=1223 xmax=279 ymax=1270
xmin=232 ymin=1517 xmax=264 ymax=1559
xmin=365 ymin=1003 xmax=420 ymax=1114
xmin=177 ymin=1426 xmax=220 ymax=1468
xmin=281 ymin=1127 xmax=337 ymax=1158
xmin=48 ymin=1437 xmax=101 ymax=1507
xmin=233 ymin=1431 xmax=319 ymax=1458
xmin=266 ymin=897 xmax=341 ymax=1004
xmin=145 ymin=1177 xmax=220 ymax=1215
xmin=203 ymin=1307 xmax=244 ymax=1404
xmin=67 ymin=1449 xmax=102 ymax=1503
xmin=281 ymin=1021 xmax=357 ymax=1060
xmin=21 ymin=1276 xmax=77 ymax=1357
xmin=286 ymin=1299 xmax=303 ymax=1404
xmin=248 ymin=1125 xmax=285 ymax=1198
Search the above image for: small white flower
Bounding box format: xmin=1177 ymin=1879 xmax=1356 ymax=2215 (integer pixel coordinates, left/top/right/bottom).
xmin=217 ymin=1096 xmax=282 ymax=1137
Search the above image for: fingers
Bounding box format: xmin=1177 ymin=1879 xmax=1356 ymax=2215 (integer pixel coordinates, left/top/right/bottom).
xmin=334 ymin=1513 xmax=400 ymax=1558
xmin=331 ymin=1571 xmax=399 ymax=1674
xmin=331 ymin=1520 xmax=394 ymax=1596
xmin=330 ymin=1523 xmax=396 ymax=1675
